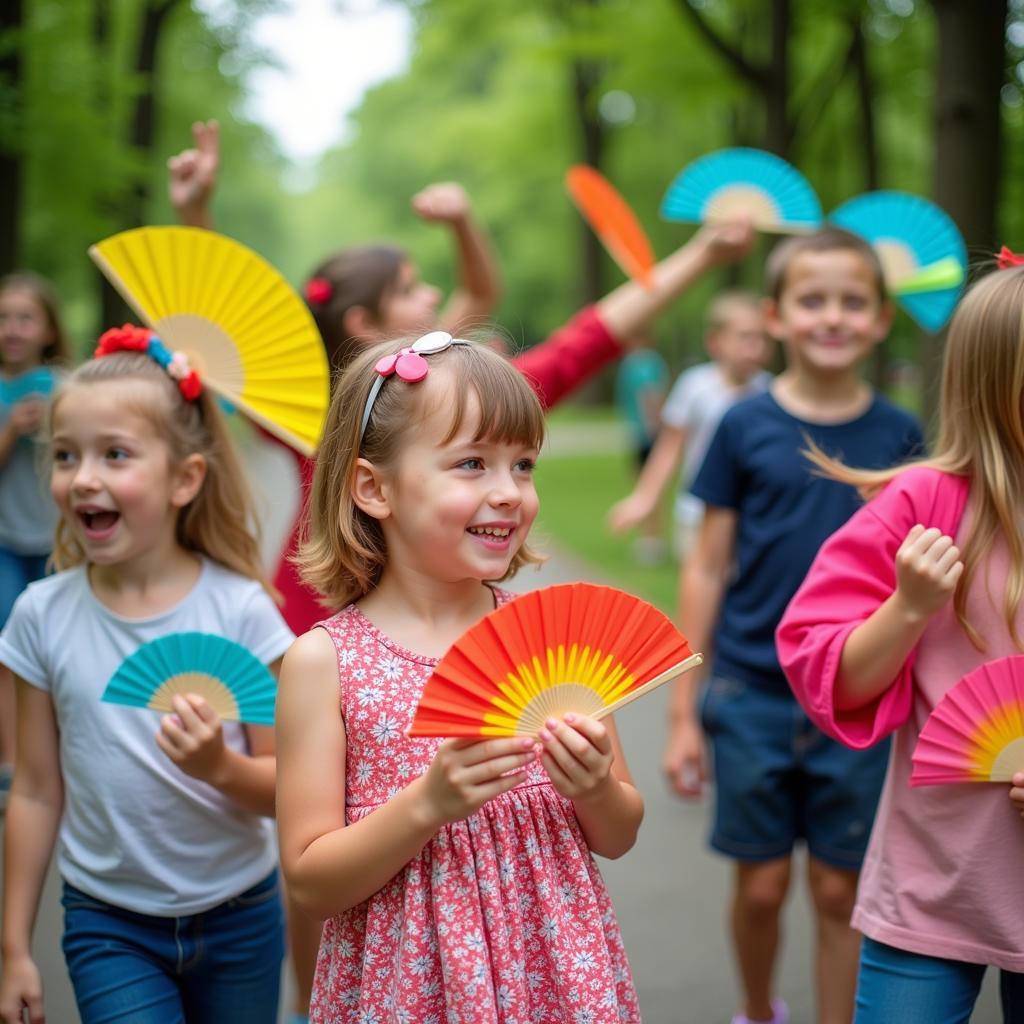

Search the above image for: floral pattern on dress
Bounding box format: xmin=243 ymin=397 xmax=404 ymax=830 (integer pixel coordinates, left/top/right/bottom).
xmin=309 ymin=592 xmax=641 ymax=1024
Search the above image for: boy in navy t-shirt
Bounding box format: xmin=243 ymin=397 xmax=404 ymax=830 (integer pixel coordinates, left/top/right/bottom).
xmin=665 ymin=228 xmax=923 ymax=1024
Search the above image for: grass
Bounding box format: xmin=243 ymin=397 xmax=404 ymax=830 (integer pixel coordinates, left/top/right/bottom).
xmin=532 ymin=436 xmax=681 ymax=614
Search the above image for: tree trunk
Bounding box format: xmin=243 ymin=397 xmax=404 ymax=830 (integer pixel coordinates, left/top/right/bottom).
xmin=0 ymin=0 xmax=23 ymax=275
xmin=763 ymin=0 xmax=791 ymax=156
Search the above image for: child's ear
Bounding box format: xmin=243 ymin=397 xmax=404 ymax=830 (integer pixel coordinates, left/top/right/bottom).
xmin=343 ymin=305 xmax=378 ymax=343
xmin=873 ymin=300 xmax=895 ymax=341
xmin=351 ymin=457 xmax=391 ymax=521
xmin=762 ymin=297 xmax=786 ymax=340
xmin=170 ymin=454 xmax=207 ymax=508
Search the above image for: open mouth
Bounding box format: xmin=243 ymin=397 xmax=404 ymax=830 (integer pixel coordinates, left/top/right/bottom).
xmin=467 ymin=526 xmax=512 ymax=538
xmin=77 ymin=508 xmax=120 ymax=539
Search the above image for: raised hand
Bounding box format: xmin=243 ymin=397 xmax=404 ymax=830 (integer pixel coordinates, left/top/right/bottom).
xmin=7 ymin=398 xmax=46 ymax=437
xmin=893 ymin=524 xmax=964 ymax=621
xmin=692 ymin=218 xmax=756 ymax=268
xmin=536 ymin=713 xmax=614 ymax=802
xmin=411 ymin=182 xmax=471 ymax=225
xmin=167 ymin=120 xmax=219 ymax=228
xmin=155 ymin=693 xmax=227 ymax=783
xmin=418 ymin=736 xmax=535 ymax=827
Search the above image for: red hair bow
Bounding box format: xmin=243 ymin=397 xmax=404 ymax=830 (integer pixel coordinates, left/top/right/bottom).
xmin=95 ymin=323 xmax=153 ymax=357
xmin=305 ymin=277 xmax=333 ymax=304
xmin=996 ymin=246 xmax=1024 ymax=270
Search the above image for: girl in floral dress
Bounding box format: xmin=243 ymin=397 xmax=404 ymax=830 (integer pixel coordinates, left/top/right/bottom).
xmin=275 ymin=333 xmax=644 ymax=1024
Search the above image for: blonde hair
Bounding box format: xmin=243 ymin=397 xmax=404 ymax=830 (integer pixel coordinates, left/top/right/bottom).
xmin=705 ymin=290 xmax=762 ymax=335
xmin=50 ymin=353 xmax=273 ymax=594
xmin=808 ymin=265 xmax=1024 ymax=649
xmin=299 ymin=338 xmax=546 ymax=609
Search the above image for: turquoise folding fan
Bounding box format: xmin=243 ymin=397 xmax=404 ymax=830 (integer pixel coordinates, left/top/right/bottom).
xmin=0 ymin=367 xmax=55 ymax=406
xmin=660 ymin=148 xmax=823 ymax=234
xmin=829 ymin=191 xmax=967 ymax=332
xmin=101 ymin=633 xmax=276 ymax=726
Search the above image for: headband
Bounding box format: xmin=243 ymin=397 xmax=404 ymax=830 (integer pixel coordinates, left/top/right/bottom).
xmin=95 ymin=324 xmax=203 ymax=401
xmin=359 ymin=331 xmax=469 ymax=442
xmin=997 ymin=246 xmax=1024 ymax=270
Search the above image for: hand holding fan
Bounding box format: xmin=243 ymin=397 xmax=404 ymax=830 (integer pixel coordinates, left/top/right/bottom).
xmin=566 ymin=166 xmax=655 ymax=287
xmin=661 ymin=148 xmax=823 ymax=234
xmin=101 ymin=632 xmax=277 ymax=726
xmin=911 ymin=656 xmax=1024 ymax=786
xmin=408 ymin=583 xmax=702 ymax=738
xmin=829 ymin=191 xmax=967 ymax=332
xmin=89 ymin=226 xmax=329 ymax=454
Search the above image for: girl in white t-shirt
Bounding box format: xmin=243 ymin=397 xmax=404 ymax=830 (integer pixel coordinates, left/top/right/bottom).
xmin=0 ymin=327 xmax=294 ymax=1024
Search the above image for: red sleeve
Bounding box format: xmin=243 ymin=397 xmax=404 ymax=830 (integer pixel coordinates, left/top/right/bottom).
xmin=776 ymin=468 xmax=970 ymax=749
xmin=511 ymin=305 xmax=622 ymax=410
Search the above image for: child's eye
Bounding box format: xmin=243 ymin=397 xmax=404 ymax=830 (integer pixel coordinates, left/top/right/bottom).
xmin=52 ymin=448 xmax=74 ymax=465
xmin=843 ymin=296 xmax=869 ymax=311
xmin=514 ymin=458 xmax=536 ymax=474
xmin=457 ymin=458 xmax=484 ymax=471
xmin=106 ymin=447 xmax=130 ymax=461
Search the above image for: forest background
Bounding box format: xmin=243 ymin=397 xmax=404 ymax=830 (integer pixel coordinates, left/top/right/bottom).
xmin=2 ymin=0 xmax=1023 ymax=413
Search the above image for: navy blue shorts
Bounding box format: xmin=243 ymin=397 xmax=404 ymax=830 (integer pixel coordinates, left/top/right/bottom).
xmin=700 ymin=675 xmax=889 ymax=869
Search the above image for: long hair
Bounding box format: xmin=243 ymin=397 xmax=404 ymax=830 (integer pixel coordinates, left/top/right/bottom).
xmin=0 ymin=271 xmax=72 ymax=365
xmin=50 ymin=353 xmax=273 ymax=595
xmin=808 ymin=265 xmax=1024 ymax=649
xmin=299 ymin=338 xmax=546 ymax=609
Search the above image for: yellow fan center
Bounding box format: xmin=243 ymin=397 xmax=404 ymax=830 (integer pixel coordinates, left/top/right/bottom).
xmin=874 ymin=240 xmax=918 ymax=289
xmin=967 ymin=700 xmax=1024 ymax=781
xmin=154 ymin=314 xmax=246 ymax=393
xmin=480 ymin=643 xmax=634 ymax=737
xmin=150 ymin=671 xmax=240 ymax=721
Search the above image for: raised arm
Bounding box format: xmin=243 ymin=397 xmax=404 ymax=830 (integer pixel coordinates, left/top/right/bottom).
xmin=414 ymin=183 xmax=503 ymax=333
xmin=167 ymin=119 xmax=219 ymax=230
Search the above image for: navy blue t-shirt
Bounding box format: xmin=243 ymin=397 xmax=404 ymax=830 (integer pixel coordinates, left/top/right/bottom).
xmin=691 ymin=390 xmax=924 ymax=691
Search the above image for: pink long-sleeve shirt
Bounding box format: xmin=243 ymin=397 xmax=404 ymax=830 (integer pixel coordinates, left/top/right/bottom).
xmin=778 ymin=466 xmax=1024 ymax=970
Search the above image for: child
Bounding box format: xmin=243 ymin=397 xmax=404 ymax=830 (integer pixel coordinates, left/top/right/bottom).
xmin=608 ymin=291 xmax=771 ymax=560
xmin=275 ymin=335 xmax=644 ymax=1023
xmin=613 ymin=337 xmax=670 ymax=565
xmin=666 ymin=228 xmax=924 ymax=1024
xmin=0 ymin=272 xmax=70 ymax=809
xmin=777 ymin=261 xmax=1024 ymax=1022
xmin=0 ymin=329 xmax=294 ymax=1024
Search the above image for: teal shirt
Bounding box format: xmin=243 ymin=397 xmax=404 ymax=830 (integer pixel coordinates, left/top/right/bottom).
xmin=614 ymin=350 xmax=668 ymax=446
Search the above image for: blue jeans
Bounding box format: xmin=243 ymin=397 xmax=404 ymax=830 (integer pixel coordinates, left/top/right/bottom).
xmin=0 ymin=546 xmax=48 ymax=627
xmin=61 ymin=871 xmax=285 ymax=1024
xmin=855 ymin=937 xmax=1024 ymax=1024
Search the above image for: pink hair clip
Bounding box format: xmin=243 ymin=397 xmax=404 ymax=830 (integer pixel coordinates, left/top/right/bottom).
xmin=360 ymin=331 xmax=466 ymax=439
xmin=996 ymin=246 xmax=1024 ymax=270
xmin=305 ymin=276 xmax=333 ymax=304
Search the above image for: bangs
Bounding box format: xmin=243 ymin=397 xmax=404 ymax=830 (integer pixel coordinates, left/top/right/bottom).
xmin=436 ymin=345 xmax=545 ymax=450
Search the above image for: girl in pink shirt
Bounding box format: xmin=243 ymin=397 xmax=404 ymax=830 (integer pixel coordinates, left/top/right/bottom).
xmin=777 ymin=262 xmax=1024 ymax=1023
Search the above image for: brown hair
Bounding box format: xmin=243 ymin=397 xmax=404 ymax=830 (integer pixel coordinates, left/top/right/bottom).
xmin=808 ymin=265 xmax=1024 ymax=649
xmin=764 ymin=227 xmax=887 ymax=304
xmin=705 ymin=290 xmax=763 ymax=334
xmin=305 ymin=245 xmax=406 ymax=375
xmin=299 ymin=338 xmax=546 ymax=609
xmin=0 ymin=271 xmax=72 ymax=365
xmin=50 ymin=353 xmax=273 ymax=595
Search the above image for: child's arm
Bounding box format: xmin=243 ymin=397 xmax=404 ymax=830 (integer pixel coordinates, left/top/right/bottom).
xmin=607 ymin=425 xmax=689 ymax=534
xmin=277 ymin=630 xmax=537 ymax=919
xmin=167 ymin=120 xmax=219 ymax=230
xmin=664 ymin=505 xmax=737 ymax=797
xmin=414 ymin=183 xmax=503 ymax=332
xmin=537 ymin=714 xmax=643 ymax=859
xmin=154 ymin=656 xmax=282 ymax=817
xmin=836 ymin=525 xmax=962 ymax=711
xmin=0 ymin=678 xmax=63 ymax=1024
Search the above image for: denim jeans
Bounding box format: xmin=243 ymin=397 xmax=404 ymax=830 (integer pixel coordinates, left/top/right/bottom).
xmin=855 ymin=937 xmax=1024 ymax=1024
xmin=61 ymin=871 xmax=285 ymax=1024
xmin=0 ymin=546 xmax=48 ymax=627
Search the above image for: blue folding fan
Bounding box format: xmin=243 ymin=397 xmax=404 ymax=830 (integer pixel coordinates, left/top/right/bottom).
xmin=101 ymin=633 xmax=277 ymax=726
xmin=660 ymin=148 xmax=823 ymax=234
xmin=0 ymin=367 xmax=55 ymax=406
xmin=829 ymin=191 xmax=967 ymax=333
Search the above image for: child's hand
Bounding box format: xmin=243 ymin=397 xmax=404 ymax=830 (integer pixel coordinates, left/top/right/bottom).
xmin=419 ymin=736 xmax=536 ymax=827
xmin=893 ymin=524 xmax=964 ymax=621
xmin=692 ymin=218 xmax=756 ymax=267
xmin=411 ymin=182 xmax=471 ymax=225
xmin=156 ymin=693 xmax=227 ymax=784
xmin=167 ymin=120 xmax=219 ymax=221
xmin=0 ymin=953 xmax=44 ymax=1024
xmin=8 ymin=398 xmax=46 ymax=437
xmin=607 ymin=492 xmax=655 ymax=535
xmin=1011 ymin=772 xmax=1024 ymax=820
xmin=537 ymin=713 xmax=614 ymax=802
xmin=663 ymin=717 xmax=706 ymax=799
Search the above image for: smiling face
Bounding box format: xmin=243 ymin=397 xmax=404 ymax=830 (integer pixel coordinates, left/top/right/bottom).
xmin=50 ymin=381 xmax=203 ymax=569
xmin=0 ymin=287 xmax=54 ymax=374
xmin=372 ymin=371 xmax=540 ymax=584
xmin=766 ymin=249 xmax=892 ymax=377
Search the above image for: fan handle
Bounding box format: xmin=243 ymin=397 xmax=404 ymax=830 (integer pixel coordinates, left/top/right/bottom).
xmin=594 ymin=653 xmax=704 ymax=721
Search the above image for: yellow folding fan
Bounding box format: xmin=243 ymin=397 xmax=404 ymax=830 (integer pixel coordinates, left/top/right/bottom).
xmin=89 ymin=226 xmax=329 ymax=454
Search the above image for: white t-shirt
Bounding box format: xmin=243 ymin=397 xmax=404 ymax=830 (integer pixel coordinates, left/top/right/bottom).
xmin=660 ymin=363 xmax=772 ymax=525
xmin=0 ymin=559 xmax=294 ymax=916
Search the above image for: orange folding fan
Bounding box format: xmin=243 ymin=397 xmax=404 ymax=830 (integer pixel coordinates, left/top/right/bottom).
xmin=566 ymin=166 xmax=656 ymax=287
xmin=408 ymin=583 xmax=702 ymax=738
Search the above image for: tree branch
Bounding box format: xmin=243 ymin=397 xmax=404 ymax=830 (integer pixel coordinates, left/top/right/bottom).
xmin=672 ymin=0 xmax=768 ymax=86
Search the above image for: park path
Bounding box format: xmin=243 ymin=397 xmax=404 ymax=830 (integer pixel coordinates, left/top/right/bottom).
xmin=0 ymin=419 xmax=1000 ymax=1022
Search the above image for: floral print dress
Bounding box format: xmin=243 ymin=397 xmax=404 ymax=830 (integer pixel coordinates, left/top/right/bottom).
xmin=309 ymin=593 xmax=641 ymax=1024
